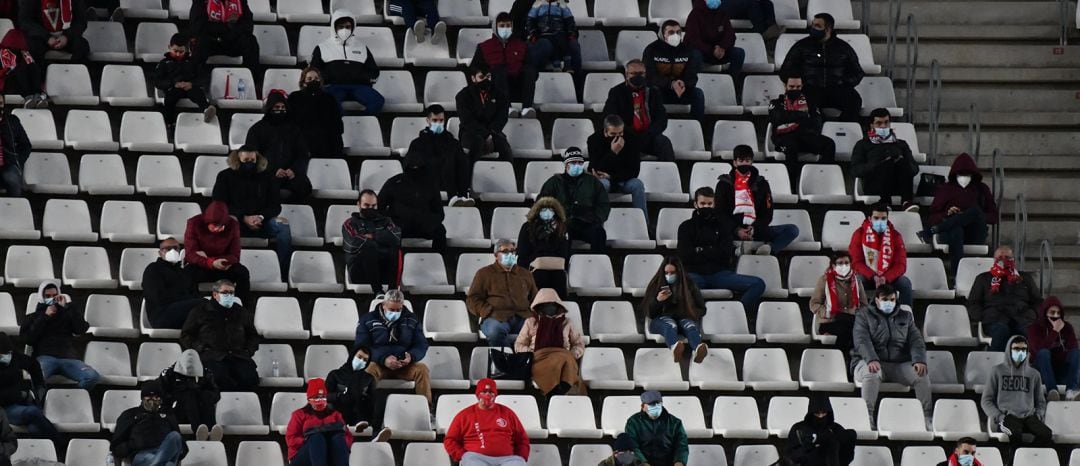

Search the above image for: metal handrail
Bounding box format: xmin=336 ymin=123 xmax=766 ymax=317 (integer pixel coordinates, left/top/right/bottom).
xmin=885 ymin=0 xmax=901 ymax=78
xmin=1060 ymin=0 xmax=1069 ymax=46
xmin=1014 ymin=193 xmax=1028 ymax=271
xmin=1039 ymin=240 xmax=1054 ymax=296
xmin=904 ymin=15 xmax=918 ymax=122
xmin=968 ymin=103 xmax=981 ymax=160
xmin=991 ymin=149 xmax=1004 ymax=251
xmin=862 ymin=0 xmax=872 ymax=35
xmin=927 ymin=60 xmax=942 ymax=164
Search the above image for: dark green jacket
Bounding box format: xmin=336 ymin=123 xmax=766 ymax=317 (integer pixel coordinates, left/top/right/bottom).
xmin=537 ymin=173 xmax=611 ymax=227
xmin=623 ymin=410 xmax=689 ymax=466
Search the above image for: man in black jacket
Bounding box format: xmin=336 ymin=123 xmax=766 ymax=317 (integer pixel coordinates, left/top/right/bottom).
xmin=643 ymin=20 xmax=704 ymax=120
xmin=455 ymin=62 xmax=512 ymax=163
xmin=0 ymin=95 xmax=32 ymax=197
xmin=212 ymin=146 xmax=292 ymax=276
xmin=110 ymin=381 xmax=186 ymax=466
xmin=769 ymin=76 xmax=835 ymax=188
xmin=17 ymin=0 xmax=89 ymax=64
xmin=0 ymin=332 xmax=56 ymax=437
xmin=379 ymin=151 xmax=447 ymax=253
xmin=20 ymin=281 xmax=100 ymax=389
xmin=245 ymin=90 xmax=313 ymax=202
xmin=142 ymin=237 xmax=203 ymax=329
xmin=784 ymin=396 xmax=857 ymax=466
xmin=325 ymin=346 xmax=391 ymax=440
xmin=288 ymin=67 xmax=344 ymax=157
xmin=677 ymin=187 xmax=765 ymax=312
xmin=189 ymin=0 xmax=259 ymax=68
xmin=779 ymin=13 xmax=864 ymax=122
xmin=586 ymin=114 xmax=645 ymax=216
xmin=342 ymin=190 xmax=403 ymax=295
xmin=714 ymin=146 xmax=800 ymax=256
xmin=850 ymin=109 xmax=919 ymax=212
xmin=0 ymin=408 xmax=15 ymax=466
xmin=154 ymin=33 xmax=215 ymax=126
xmin=406 ymin=104 xmax=475 ymax=207
xmin=602 ymin=59 xmax=673 ymax=162
xmin=311 ymin=10 xmax=384 ymax=114
xmin=180 ymin=279 xmax=260 ymax=391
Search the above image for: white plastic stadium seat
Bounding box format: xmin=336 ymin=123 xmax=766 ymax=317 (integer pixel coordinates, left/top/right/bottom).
xmin=712 ymin=397 xmax=767 ymax=439
xmin=46 ymin=64 xmax=98 ymax=105
xmin=907 ymin=258 xmax=955 ymax=299
xmin=236 ymin=441 xmax=284 ymax=466
xmin=279 ymin=204 xmax=324 ymax=247
xmin=134 ymin=22 xmax=177 ymax=61
xmin=551 ymin=118 xmax=594 ymax=155
xmin=136 ymin=155 xmax=190 ymax=196
xmin=79 ymin=154 xmax=133 ymax=195
xmin=656 ymin=208 xmax=692 ymax=248
xmin=581 ymin=347 xmax=635 ymax=390
xmin=489 ymin=207 xmax=529 ymax=246
xmin=4 ymin=246 xmax=55 ymax=288
xmin=192 ymin=156 xmax=227 ymax=196
xmin=701 ymin=302 xmax=754 ymax=343
xmin=1044 ymin=401 xmax=1080 ymax=443
xmin=22 ymin=152 xmax=75 ymax=194
xmin=927 ymin=350 xmax=965 ymax=394
xmin=120 ymin=111 xmax=173 ymax=152
xmin=423 ymin=300 xmax=476 ymax=342
xmin=878 ymin=398 xmax=934 ymax=440
xmin=857 ymin=77 xmax=903 ymax=116
xmin=664 ymin=396 xmax=712 ymax=438
xmin=664 ymin=120 xmax=711 ymax=161
xmin=633 ymin=348 xmax=689 ymax=391
xmin=182 ymin=442 xmax=228 ymax=466
xmin=10 ymin=439 xmax=57 ymax=462
xmin=569 ymin=255 xmax=622 ymax=297
xmin=253 ymin=344 xmax=303 ymax=388
xmin=135 ymin=342 xmax=181 ymax=381
xmin=807 ymin=0 xmax=861 ymax=29
xmin=741 ymin=75 xmax=784 ymax=115
xmin=614 ymin=30 xmax=655 ymax=68
xmin=583 ymin=73 xmax=623 ymax=112
xmin=84 ymin=340 xmax=137 ymax=386
xmin=736 ymin=256 xmax=787 ymax=299
xmin=401 ymin=253 xmax=455 ymax=295
xmin=343 ymin=116 xmax=392 ymax=156
xmin=698 ymin=73 xmax=743 ymax=114
xmin=289 ymin=251 xmax=345 ymax=293
xmin=766 ymin=396 xmax=808 ymax=437
xmin=932 ymin=398 xmax=987 ymax=441
xmin=210 ymin=68 xmax=261 ymax=109
xmin=255 ymin=298 xmax=309 ymax=340
xmin=1013 ymin=448 xmax=1059 ymax=466
xmin=821 ymin=210 xmax=864 ymax=250
xmin=620 ymin=255 xmax=663 ymax=297
xmin=472 ymin=161 xmax=524 ymax=202
xmin=12 ymin=109 xmax=62 ymax=149
xmin=733 ymin=445 xmax=779 ymax=466
xmin=578 ymin=30 xmax=615 ymax=70
xmin=425 ymin=346 xmax=470 ymax=390
xmin=800 ymin=164 xmax=852 ymax=203
xmin=799 ymin=349 xmax=854 ymax=391
xmin=304 ymin=345 xmax=348 ymax=381
xmin=647 ymin=0 xmax=691 ymax=25
xmin=638 ymin=162 xmax=688 ymax=202
xmin=100 ymin=390 xmax=140 ymax=431
xmin=595 ymin=0 xmax=646 ymax=26
xmin=254 ymin=25 xmax=296 ymax=66
xmin=821 ymin=122 xmax=863 ymax=161
xmin=0 ymin=198 xmax=38 ymax=240
xmin=216 ymin=392 xmax=270 ymax=435
xmin=374 ymin=71 xmax=423 ymax=114
xmin=850 ymin=446 xmax=892 ymax=466
xmin=599 ymin=397 xmax=638 ymax=436
xmin=269 ymin=392 xmax=306 ymax=434
xmin=64 ymin=110 xmax=118 ymax=151
xmin=569 ymin=445 xmax=612 ymax=466
xmin=384 ymin=394 xmax=436 ymax=440
xmin=712 ymin=121 xmax=760 ymax=159
xmin=311 ymin=298 xmax=359 ymax=341
xmin=535 ymin=72 xmax=585 ymax=113
xmin=85 ymin=22 xmax=135 ymax=61
xmin=546 ymin=395 xmax=602 ymax=438
xmin=830 ymin=397 xmax=877 ymax=440
xmin=423 ymin=71 xmax=467 ymax=110
xmin=605 ymin=209 xmax=655 ymax=249
xmin=44 ymin=389 xmax=98 ymax=432
xmin=65 ymin=439 xmax=112 ymax=466
xmin=118 ymin=248 xmax=156 ymax=290
xmin=743 ymin=348 xmax=798 ymax=391
xmin=956 ymin=257 xmax=994 ymax=298
xmin=43 ymin=199 xmax=97 ymax=242
xmin=900 ymin=447 xmax=946 ymax=466
xmin=689 ymin=348 xmax=743 ymax=391
xmin=403 ymin=28 xmax=456 ymax=68
xmin=62 ymin=247 xmax=115 ymax=288
xmin=735 ymin=33 xmax=772 ymax=73
xmin=924 ymin=304 xmax=978 ymax=346
xmin=84 ymin=296 xmax=138 ymax=338
xmin=175 ymin=113 xmax=228 ymax=154
xmin=155 ymin=202 xmax=201 ymax=242
xmin=309 ymin=158 xmax=359 ymax=199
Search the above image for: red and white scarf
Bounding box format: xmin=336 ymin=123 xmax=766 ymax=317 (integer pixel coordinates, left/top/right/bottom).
xmin=867 ymin=127 xmax=897 ymax=144
xmin=206 ymin=0 xmax=243 ymax=23
xmin=732 ymin=169 xmax=756 ymax=225
xmin=824 ymin=267 xmax=859 ymax=318
xmin=40 ymin=0 xmax=73 ymax=33
xmin=775 ymin=94 xmax=809 ymax=135
xmin=858 ymin=218 xmax=893 ymax=275
xmin=989 ymin=257 xmax=1021 ymax=294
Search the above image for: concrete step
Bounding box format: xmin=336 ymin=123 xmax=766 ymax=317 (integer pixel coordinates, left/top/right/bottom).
xmin=869 ymin=24 xmax=1065 ymax=42
xmin=871 ymin=43 xmax=1080 ymax=68
xmin=998 ymin=176 xmax=1080 ymax=202
xmin=890 ymin=66 xmax=1080 ymax=84
xmin=1000 ymin=200 xmax=1080 ymax=218
xmin=899 ymin=85 xmax=1080 ymax=112
xmin=931 ymin=130 xmax=1080 ymax=158
xmin=855 ymin=0 xmax=1071 ymax=26
xmin=911 ymin=111 xmax=1080 ymax=127
xmin=997 ymin=219 xmax=1080 ymax=244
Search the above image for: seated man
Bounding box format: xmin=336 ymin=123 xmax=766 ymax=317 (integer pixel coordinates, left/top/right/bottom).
xmin=20 ymin=281 xmax=100 ymax=389
xmin=212 ymin=147 xmax=292 ymax=277
xmin=154 ymin=33 xmax=215 ymax=126
xmin=189 ymin=0 xmax=259 ymax=67
xmin=643 ymin=20 xmax=704 ymax=120
xmin=466 ymin=239 xmax=538 ymax=348
xmin=623 ymin=391 xmax=688 ymax=466
xmin=142 ymin=237 xmax=203 ymax=329
xmin=525 ymin=0 xmax=581 ymax=83
xmin=920 ymin=152 xmax=998 ymax=276
xmin=17 ymin=0 xmax=90 ymax=63
xmin=981 ymin=336 xmax=1052 ymax=445
xmin=0 ymin=30 xmax=47 ymax=108
xmin=937 ymin=438 xmax=981 ymax=466
xmin=472 ymin=12 xmax=538 ymax=117
xmin=407 ymin=104 xmax=475 ymax=206
xmin=388 ymin=0 xmax=445 ymax=44
xmin=677 ymin=187 xmax=766 ymax=312
xmin=587 ymin=114 xmax=646 ymax=216
xmin=714 ymin=145 xmax=800 ymax=256
xmin=326 ymin=346 xmax=391 ymax=440
xmin=967 ymin=246 xmax=1041 ymax=352
xmin=685 ymin=0 xmax=745 ymax=74
xmin=537 ymin=147 xmax=610 ymax=253
xmin=0 ymin=332 xmax=56 ymax=437
xmin=769 ymin=76 xmax=836 ymax=187
xmin=456 ymin=62 xmax=513 ymax=162
xmin=343 ymin=190 xmax=403 ymax=295
xmin=378 ymin=150 xmax=447 ymax=252
xmin=1028 ymin=297 xmax=1080 ymax=401
xmin=287 ymin=67 xmax=344 ymax=157
xmin=602 ymin=60 xmax=674 ymax=162
xmin=0 ymin=94 xmax=32 ymax=196
xmin=848 ymin=203 xmax=913 ymax=307
xmin=444 ymin=378 xmax=530 ymax=466
xmin=180 ymin=279 xmax=260 ymax=391
xmin=110 ymin=381 xmax=186 ymax=466
xmin=245 ymin=90 xmax=313 ymax=202
xmin=779 ymin=13 xmax=863 ymax=122
xmin=784 ymin=396 xmax=857 ymax=466
xmin=851 ymin=109 xmax=920 ymax=212
xmin=183 ymin=200 xmax=252 ymax=304
xmin=311 ymin=10 xmax=384 ymax=115
xmin=355 ymin=290 xmax=432 ymax=411
xmin=852 ymin=285 xmax=931 ymax=429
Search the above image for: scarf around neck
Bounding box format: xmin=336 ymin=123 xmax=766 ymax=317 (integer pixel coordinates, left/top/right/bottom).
xmin=206 ymin=0 xmax=243 ymax=23
xmin=40 ymin=0 xmax=72 ymax=33
xmin=858 ymin=218 xmax=893 ymax=275
xmin=732 ymin=169 xmax=756 ymax=225
xmin=989 ymin=258 xmax=1021 ymax=294
xmin=534 ymin=315 xmax=565 ymax=349
xmin=824 ymin=268 xmax=859 ymax=317
xmin=867 ymin=127 xmax=897 ymax=145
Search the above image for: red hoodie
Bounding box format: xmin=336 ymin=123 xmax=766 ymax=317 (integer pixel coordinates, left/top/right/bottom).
xmin=183 ymin=200 xmax=241 ymax=270
xmin=1026 ymin=296 xmax=1078 ymax=365
xmin=928 ymin=152 xmax=999 ymax=226
xmin=443 ymin=379 xmax=530 ymax=461
xmin=684 ymin=0 xmax=736 ymax=57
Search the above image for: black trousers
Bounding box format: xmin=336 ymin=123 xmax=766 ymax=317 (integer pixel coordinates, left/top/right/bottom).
xmin=194 ymin=33 xmax=260 ymax=67
xmin=532 ymin=269 xmax=567 ymax=299
xmin=203 ymin=356 xmax=259 ymax=391
xmin=149 ymin=297 xmax=206 ymax=329
xmin=347 ymin=249 xmax=400 ymax=294
xmin=640 ymin=132 xmax=675 ymax=162
xmin=567 ymin=221 xmax=606 ymax=253
xmin=436 ymin=150 xmax=473 ymax=198
xmin=172 ymin=390 xmax=218 ymax=427
xmin=187 ymin=265 xmax=252 ymax=305
xmin=462 ymin=130 xmax=513 ymax=162
xmin=862 ymin=165 xmax=916 ymax=204
xmin=802 ymin=85 xmax=862 ymax=122
xmin=278 ymin=174 xmax=313 ymax=203
xmin=400 ymin=219 xmax=447 ymax=253
xmin=1002 ymin=414 xmax=1053 ymax=446
xmin=492 ymin=66 xmax=538 ymax=108
xmin=28 ymin=34 xmax=89 ymax=64
xmin=818 ymin=312 xmax=856 ymax=354
xmin=162 ymin=87 xmax=210 ymax=123
xmin=3 ymin=62 xmax=42 ymax=97
xmin=772 ymin=131 xmax=836 ymax=191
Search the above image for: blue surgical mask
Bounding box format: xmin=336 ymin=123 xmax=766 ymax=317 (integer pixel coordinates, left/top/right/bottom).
xmin=705 ymin=0 xmax=721 ymax=9
xmin=1011 ymin=350 xmax=1027 ymax=364
xmin=871 ymin=219 xmax=888 ymax=234
xmin=500 ymin=252 xmax=518 ymax=268
xmin=539 ymin=208 xmax=555 ymax=222
xmin=874 ymin=127 xmax=892 ymax=138
xmin=384 ymin=310 xmax=401 ymax=322
xmin=567 ymin=164 xmax=585 ymax=177
xmin=429 ymin=122 xmax=445 ymax=134
xmin=646 ymin=404 xmax=663 ymax=418
xmin=216 ymin=293 xmax=235 ymax=308
xmin=0 ymin=353 xmax=11 ymax=365
xmin=43 ymin=297 xmax=55 ymax=306
xmin=957 ymin=454 xmax=975 ymax=466
xmin=352 ymin=357 xmax=367 ymax=371
xmin=808 ymin=28 xmax=826 ymax=40
xmin=664 ymin=274 xmax=677 ymax=285
xmin=878 ymin=300 xmax=896 ymax=314
xmin=496 ymin=27 xmax=512 ymax=40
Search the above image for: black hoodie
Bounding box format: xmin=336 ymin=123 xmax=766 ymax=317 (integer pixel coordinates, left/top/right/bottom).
xmin=714 ymin=165 xmax=775 ymax=231
xmin=784 ymin=397 xmax=857 ymax=466
xmin=19 ymin=282 xmax=89 ymax=359
xmin=325 ymin=359 xmax=379 ymax=426
xmin=245 ymin=91 xmax=311 ymax=174
xmin=0 ymin=333 xmax=45 ymax=406
xmin=287 ymin=84 xmax=344 ymax=157
xmin=404 ymin=127 xmax=467 ymax=193
xmin=378 ymin=151 xmax=445 ymax=228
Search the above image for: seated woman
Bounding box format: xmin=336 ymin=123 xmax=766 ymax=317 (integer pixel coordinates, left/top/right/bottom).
xmin=641 ymin=256 xmax=708 ymax=364
xmin=286 ymin=378 xmax=353 ymax=466
xmin=516 ymin=197 xmax=570 ymax=298
xmin=514 ymin=288 xmax=585 ymax=398
xmin=809 ymin=253 xmax=867 ymax=353
xmin=1028 ymin=296 xmax=1080 ymax=401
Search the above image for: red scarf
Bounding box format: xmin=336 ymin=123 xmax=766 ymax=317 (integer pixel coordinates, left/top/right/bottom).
xmin=775 ymin=94 xmax=808 ymax=135
xmin=824 ymin=267 xmax=859 ymax=318
xmin=534 ymin=315 xmax=565 ymax=349
xmin=40 ymin=0 xmax=72 ymax=33
xmin=732 ymin=169 xmax=756 ymax=225
xmin=631 ymin=89 xmax=650 ymax=133
xmin=858 ymin=218 xmax=893 ymax=275
xmin=989 ymin=258 xmax=1021 ymax=294
xmin=206 ymin=0 xmax=242 ymax=23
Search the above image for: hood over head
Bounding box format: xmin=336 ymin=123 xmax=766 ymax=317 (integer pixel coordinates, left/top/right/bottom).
xmin=1034 ymin=296 xmax=1066 ymax=329
xmin=330 ymin=10 xmax=356 ymax=40
xmin=804 ymin=395 xmax=835 ymax=424
xmin=0 ymin=29 xmax=28 ymax=50
xmin=402 ymin=148 xmax=427 ymax=173
xmin=38 ymin=280 xmax=60 ymax=301
xmin=1004 ymin=334 xmax=1029 ymax=367
xmin=174 ymin=349 xmax=205 ymax=377
xmin=141 ymin=380 xmax=163 ymax=398
xmin=262 ymin=88 xmax=289 ymax=115
xmin=0 ymin=332 xmax=12 ymax=354
xmin=530 ymin=288 xmax=567 ymax=313
xmin=948 ymin=152 xmax=982 ymax=184
xmin=203 ymin=200 xmax=230 ymax=225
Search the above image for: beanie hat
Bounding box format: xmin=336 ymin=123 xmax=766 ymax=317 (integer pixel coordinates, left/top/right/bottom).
xmin=613 ymin=433 xmax=635 ymax=452
xmin=141 ymin=380 xmax=163 ymax=397
xmin=307 ymin=378 xmax=328 ymax=399
xmin=476 ymin=377 xmax=499 ymax=397
xmin=562 ymin=147 xmax=584 ymax=164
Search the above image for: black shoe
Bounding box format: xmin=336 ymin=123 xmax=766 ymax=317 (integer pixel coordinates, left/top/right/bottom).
xmin=546 ymin=382 xmax=572 ymax=398
xmin=916 ymin=228 xmax=933 ymax=244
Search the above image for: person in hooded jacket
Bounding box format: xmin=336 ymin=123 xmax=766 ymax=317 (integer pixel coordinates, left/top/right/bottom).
xmin=17 ymin=0 xmax=90 ymax=64
xmin=643 ymin=20 xmax=704 ymax=120
xmin=183 ymin=200 xmax=252 ymax=304
xmin=684 ymin=0 xmax=745 ymax=74
xmin=180 ymin=279 xmax=260 ymax=391
xmin=0 ymin=408 xmax=14 ymax=466
xmin=642 ymin=257 xmax=707 ymax=364
xmin=311 ymin=11 xmax=384 ymax=115
xmin=1027 ymin=296 xmax=1080 ymax=401
xmin=342 ymin=190 xmax=402 ymax=295
xmin=456 ymin=61 xmax=513 ymax=162
xmin=472 ymin=12 xmax=537 ymax=118
xmin=967 ymin=246 xmax=1041 ymax=352
xmin=936 ymin=438 xmax=981 ymax=466
xmin=20 ymin=281 xmax=100 ymax=389
xmin=287 ymin=378 xmax=354 ymax=466
xmin=189 ymin=0 xmax=259 ymax=67
xmin=287 ymin=67 xmax=344 ymax=157
xmin=778 ymin=13 xmax=863 ymax=122
xmin=769 ymin=76 xmax=835 ymax=189
xmin=784 ymin=397 xmax=857 ymax=466
xmin=720 ymin=0 xmax=782 ymax=37
xmin=623 ymin=391 xmax=688 ymax=466
xmin=245 ymin=90 xmax=313 ymax=202
xmin=142 ymin=237 xmax=202 ymax=329
xmin=851 ymin=109 xmax=920 ymax=213
xmin=714 ymin=146 xmax=800 ymax=256
xmin=0 ymin=332 xmax=55 ymax=437
xmin=516 ymin=197 xmax=570 ymax=298
xmin=110 ymin=381 xmax=187 ymax=466
xmin=809 ymin=253 xmax=867 ymax=354
xmin=378 ymin=149 xmax=447 ymax=252
xmin=0 ymin=29 xmax=46 ymax=107
xmin=538 ymin=147 xmax=610 ymax=252
xmin=980 ymin=335 xmax=1052 ymax=445
xmin=602 ymin=60 xmax=673 ymax=162
xmin=212 ymin=146 xmax=292 ymax=276
xmin=154 ymin=32 xmax=215 ymax=126
xmin=597 ymin=433 xmax=646 ymax=466
xmin=515 ymin=288 xmax=586 ymax=397
xmin=407 ymin=104 xmax=475 ymax=206
xmin=325 ymin=345 xmax=389 ymax=439
xmin=920 ymin=152 xmax=998 ymax=276
xmin=157 ymin=349 xmax=221 ymax=441
xmin=0 ymin=94 xmax=32 ymax=197
xmin=444 ymin=378 xmax=530 ymax=466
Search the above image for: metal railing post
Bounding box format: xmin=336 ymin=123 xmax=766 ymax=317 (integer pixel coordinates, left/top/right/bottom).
xmin=991 ymin=149 xmax=1003 ymax=251
xmin=1039 ymin=240 xmax=1054 ymax=296
xmin=928 ymin=60 xmax=942 ymax=164
xmin=1014 ymin=193 xmax=1028 ymax=271
xmin=904 ymin=14 xmax=918 ymax=122
xmin=968 ymin=103 xmax=981 ymax=160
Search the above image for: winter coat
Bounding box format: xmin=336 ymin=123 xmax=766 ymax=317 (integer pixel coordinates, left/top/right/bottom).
xmin=0 ymin=409 xmax=14 ymax=460
xmin=17 ymin=0 xmax=87 ymax=43
xmin=285 ymin=406 xmax=354 ymax=461
xmin=525 ymin=1 xmax=577 ymax=39
xmin=966 ymin=271 xmax=1041 ymax=327
xmin=847 ymin=221 xmax=908 ymax=283
xmin=684 ymin=0 xmax=736 ymax=55
xmin=514 ymin=289 xmax=585 ymax=358
xmin=642 ymin=39 xmax=700 ymax=90
xmin=850 ymin=138 xmax=919 ymax=188
xmin=311 ymin=10 xmax=379 ymax=85
xmin=929 ymin=152 xmax=999 ymax=226
xmin=245 ymin=105 xmax=311 ymax=174
xmin=714 ymin=165 xmax=775 ymax=231
xmin=769 ymin=94 xmax=824 ymax=137
xmin=189 ymin=0 xmax=253 ymax=41
xmin=455 ymin=83 xmax=510 ymax=138
xmin=287 ymin=87 xmax=344 ymax=157
xmin=212 ymin=152 xmax=282 ymax=219
xmin=602 ymin=82 xmax=668 ymax=139
xmin=378 ymin=167 xmax=444 ymax=229
xmin=405 ymin=128 xmax=467 ymax=192
xmin=355 ymin=303 xmax=428 ymax=367
xmin=0 ymin=113 xmax=31 ymax=174
xmin=779 ymin=35 xmax=864 ymax=89
xmin=179 ymin=299 xmax=259 ymax=362
xmin=325 ymin=360 xmax=378 ymax=426
xmin=784 ymin=397 xmax=857 ymax=466
xmin=341 ymin=211 xmax=402 ymax=262
xmin=466 ymin=263 xmax=538 ymax=322
xmin=142 ymin=258 xmax=199 ymax=320
xmin=20 ymin=281 xmax=88 ymax=359
xmin=157 ymin=361 xmax=220 ymax=415
xmin=152 ymin=53 xmax=202 ymax=91
xmin=473 ymin=32 xmax=529 ymax=77
xmin=110 ymin=406 xmax=186 ymax=460
xmin=0 ymin=352 xmax=43 ymax=406
xmin=851 ymin=303 xmax=927 ymax=369
xmin=623 ymin=409 xmax=689 ymax=466
xmin=183 ymin=201 xmax=242 ymax=270
xmin=809 ymin=273 xmax=868 ymax=322
xmin=537 ymin=173 xmax=611 ymax=227
xmin=516 ymin=221 xmax=570 ymax=266
xmin=1026 ymin=296 xmax=1078 ymax=366
xmin=587 ymin=131 xmax=642 ymax=184
xmin=981 ymin=335 xmax=1046 ymax=423
xmin=677 ymin=209 xmax=737 ymax=276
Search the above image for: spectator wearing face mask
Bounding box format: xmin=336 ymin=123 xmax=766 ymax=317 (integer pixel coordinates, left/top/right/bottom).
xmin=0 ymin=29 xmax=47 ymax=108
xmin=154 ymin=32 xmax=215 ymax=126
xmin=779 ymin=13 xmax=863 ymax=122
xmin=538 ymin=147 xmax=610 ymax=253
xmin=245 ymin=90 xmax=313 ymax=202
xmin=641 ymin=257 xmax=707 ymax=363
xmin=189 ymin=0 xmax=258 ymax=68
xmin=1027 ymin=297 xmax=1080 ymax=401
xmin=919 ymin=152 xmax=998 ymax=276
xmin=714 ymin=145 xmax=801 ymax=256
xmin=597 ymin=434 xmax=646 ymax=466
xmin=602 ymin=59 xmax=673 ymax=162
xmin=407 ymin=104 xmax=475 ymax=207
xmin=467 ymin=239 xmax=538 ymax=348
xmin=851 ymin=109 xmax=919 ymax=212
xmin=355 ymin=290 xmax=432 ymax=408
xmin=516 ymin=289 xmax=586 ymax=398
xmin=142 ymin=237 xmax=202 ymax=329
xmin=110 ymin=381 xmax=187 ymax=466
xmin=311 ymin=10 xmax=384 ymax=115
xmin=643 ymin=20 xmax=704 ymax=120
xmin=0 ymin=332 xmax=55 ymax=437
xmin=472 ymin=12 xmax=537 ymax=118
xmin=526 ymin=0 xmax=582 ymax=88
xmin=848 ymin=203 xmax=912 ymax=308
xmin=444 ymin=378 xmax=530 ymax=466
xmin=457 ymin=62 xmax=513 ymax=162
xmin=981 ymin=336 xmax=1052 ymax=445
xmin=623 ymin=391 xmax=688 ymax=466
xmin=157 ymin=349 xmax=222 ymax=442
xmin=936 ymin=438 xmax=982 ymax=466
xmin=184 ymin=200 xmax=252 ymax=304
xmin=286 ymin=378 xmax=354 ymax=466
xmin=212 ymin=146 xmax=292 ymax=277
xmin=0 ymin=94 xmax=32 ymax=197
xmin=326 ymin=346 xmax=392 ymax=441
xmin=516 ymin=197 xmax=570 ymax=298
xmin=587 ymin=114 xmax=646 ymax=216
xmin=378 ymin=150 xmax=447 ymax=252
xmin=809 ymin=253 xmax=868 ymax=354
xmin=769 ymin=76 xmax=835 ymax=188
xmin=180 ymin=279 xmax=260 ymax=391
xmin=684 ymin=0 xmax=746 ymax=75
xmin=17 ymin=0 xmax=90 ymax=64
xmin=342 ymin=190 xmax=402 ymax=296
xmin=20 ymin=281 xmax=100 ymax=390
xmin=967 ymin=246 xmax=1042 ymax=352
xmin=288 ymin=67 xmax=344 ymax=157
xmin=784 ymin=396 xmax=857 ymax=466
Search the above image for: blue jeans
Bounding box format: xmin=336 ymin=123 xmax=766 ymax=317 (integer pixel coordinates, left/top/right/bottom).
xmin=242 ymin=216 xmax=292 ymax=277
xmin=527 ymin=36 xmax=582 ymax=75
xmin=599 ymin=177 xmax=646 ymax=216
xmin=3 ymin=403 xmax=57 ymax=436
xmin=325 ymin=84 xmax=385 ymax=116
xmin=0 ymin=162 xmax=22 ymax=196
xmin=688 ymin=270 xmax=765 ymax=312
xmin=753 ymin=224 xmax=800 ymax=254
xmin=38 ymin=355 xmax=100 ymax=389
xmin=481 ymin=315 xmax=525 ymax=348
xmin=290 ymin=431 xmax=350 ymax=466
xmin=858 ymin=275 xmax=913 ymax=308
xmin=1035 ymin=348 xmax=1080 ymax=393
xmin=388 ymin=0 xmax=439 ymax=28
xmin=987 ymin=321 xmax=1028 ymax=353
xmin=132 ymin=431 xmax=183 ymax=466
xmin=703 ymin=47 xmax=745 ymax=75
xmin=649 ymin=316 xmax=702 ymax=349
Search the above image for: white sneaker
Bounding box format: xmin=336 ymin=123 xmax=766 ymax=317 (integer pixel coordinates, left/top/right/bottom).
xmin=373 ymin=427 xmax=392 ymax=442
xmin=1068 ymin=389 xmax=1080 ymax=401
xmin=449 ymin=196 xmax=465 ymax=207
xmin=195 ymin=424 xmax=209 ymax=442
xmin=459 ymin=196 xmax=476 ymax=207
xmin=520 ymin=107 xmax=537 ymax=119
xmin=755 ymin=244 xmax=772 ymax=255
xmin=508 ymin=107 xmax=521 ymax=118
xmin=412 ymin=19 xmax=427 ymax=43
xmin=203 ymin=104 xmax=217 ymax=123
xmin=431 ymin=21 xmax=447 ymax=45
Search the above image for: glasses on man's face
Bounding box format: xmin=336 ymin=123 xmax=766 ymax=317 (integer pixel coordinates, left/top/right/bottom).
xmin=627 ymin=71 xmax=646 ymax=77
xmin=498 ymin=249 xmax=517 ymax=254
xmin=160 ymin=246 xmax=179 ymax=252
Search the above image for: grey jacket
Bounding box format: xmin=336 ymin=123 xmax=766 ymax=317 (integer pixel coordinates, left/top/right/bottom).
xmin=850 ymin=304 xmax=927 ymax=370
xmin=980 ymin=335 xmax=1046 ymax=424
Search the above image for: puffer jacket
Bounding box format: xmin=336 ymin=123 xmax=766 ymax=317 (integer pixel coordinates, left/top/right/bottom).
xmin=405 ymin=127 xmax=468 ymax=193
xmin=850 ymin=138 xmax=918 ymax=186
xmin=311 ymin=10 xmax=379 ymax=85
xmin=378 ymin=157 xmax=444 ymax=229
xmin=779 ymin=35 xmax=864 ymax=89
xmin=354 ymin=303 xmax=428 ymax=367
xmin=245 ymin=92 xmax=310 ymax=174
xmin=513 ymin=289 xmax=585 ymax=358
xmin=851 ymin=303 xmax=927 ymax=369
xmin=525 ymin=0 xmax=576 ymax=39
xmin=966 ymin=270 xmax=1041 ymax=327
xmin=179 ymin=299 xmax=259 ymax=362
xmin=473 ymin=20 xmax=529 ymax=77
xmin=677 ymin=209 xmax=737 ymax=276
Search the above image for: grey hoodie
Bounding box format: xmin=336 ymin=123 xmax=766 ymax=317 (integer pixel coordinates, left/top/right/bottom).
xmin=174 ymin=349 xmax=204 ymax=379
xmin=980 ymin=335 xmax=1046 ymax=424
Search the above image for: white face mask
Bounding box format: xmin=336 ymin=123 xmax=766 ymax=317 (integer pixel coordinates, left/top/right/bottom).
xmin=956 ymin=175 xmax=972 ymax=188
xmin=336 ymin=28 xmax=352 ymax=41
xmin=164 ymin=249 xmax=182 ymax=264
xmin=833 ymin=264 xmax=851 ymax=276
xmin=665 ymin=32 xmax=682 ymax=47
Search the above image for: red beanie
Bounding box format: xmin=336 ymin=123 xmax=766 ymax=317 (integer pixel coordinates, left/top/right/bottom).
xmin=307 ymin=378 xmax=327 ymax=399
xmin=476 ymin=378 xmax=498 ymax=397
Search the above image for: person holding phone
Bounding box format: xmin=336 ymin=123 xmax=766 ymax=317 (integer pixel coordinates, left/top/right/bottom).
xmin=184 ymin=200 xmax=252 ymax=305
xmin=641 ymin=257 xmax=708 ymax=363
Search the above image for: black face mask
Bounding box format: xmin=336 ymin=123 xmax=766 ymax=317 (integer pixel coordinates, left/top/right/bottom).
xmin=735 ymin=165 xmax=752 ymax=174
xmin=537 ymin=303 xmax=560 ymax=316
xmin=629 ymin=75 xmax=646 ymax=88
xmin=239 ymin=161 xmax=257 ymax=172
xmin=811 ymin=415 xmax=829 ymax=426
xmin=305 ymin=81 xmax=322 ymax=91
xmin=696 ymin=208 xmax=715 ymax=220
xmin=475 ymin=80 xmax=491 ymax=91
xmin=269 ymin=109 xmax=287 ymax=121
xmin=1049 ymin=316 xmax=1062 ymax=321
xmin=359 ymin=208 xmax=377 ymax=219
xmin=786 ymin=90 xmax=802 ymax=99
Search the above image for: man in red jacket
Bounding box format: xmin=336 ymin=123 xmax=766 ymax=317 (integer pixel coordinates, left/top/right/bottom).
xmin=183 ymin=200 xmax=251 ymax=304
xmin=472 ymin=12 xmax=537 ymax=118
xmin=684 ymin=0 xmax=745 ymax=74
xmin=848 ymin=203 xmax=911 ymax=308
xmin=286 ymin=378 xmax=353 ymax=466
xmin=444 ymin=378 xmax=529 ymax=466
